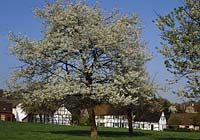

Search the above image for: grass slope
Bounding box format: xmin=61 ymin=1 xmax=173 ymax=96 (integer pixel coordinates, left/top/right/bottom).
xmin=0 ymin=121 xmax=200 ymax=140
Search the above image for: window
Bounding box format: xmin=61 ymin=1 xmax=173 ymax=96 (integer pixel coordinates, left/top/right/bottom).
xmin=161 ymin=117 xmax=165 ymax=121
xmin=114 ymin=116 xmax=119 ymax=119
xmin=122 ymin=116 xmax=127 ymax=120
xmin=134 ymin=123 xmax=140 ymax=129
xmin=113 ymin=123 xmax=120 ymax=128
xmin=0 ymin=114 xmax=6 ymax=121
xmin=96 ymin=116 xmax=105 ymax=119
xmin=99 ymin=116 xmax=105 ymax=119
xmin=140 ymin=124 xmax=144 ymax=129
xmin=99 ymin=123 xmax=105 ymax=127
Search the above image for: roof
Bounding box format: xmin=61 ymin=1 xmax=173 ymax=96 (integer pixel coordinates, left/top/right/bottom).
xmin=0 ymin=101 xmax=13 ymax=114
xmin=168 ymin=113 xmax=198 ymax=125
xmin=134 ymin=112 xmax=161 ymax=123
xmin=0 ymin=90 xmax=12 ymax=102
xmin=94 ymin=104 xmax=127 ymax=116
xmin=193 ymin=103 xmax=200 ymax=112
xmin=0 ymin=90 xmax=14 ymax=114
xmin=0 ymin=90 xmax=18 ymax=107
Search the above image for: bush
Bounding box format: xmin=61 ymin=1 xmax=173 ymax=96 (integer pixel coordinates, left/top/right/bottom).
xmin=165 ymin=126 xmax=193 ymax=132
xmin=79 ymin=116 xmax=90 ymax=126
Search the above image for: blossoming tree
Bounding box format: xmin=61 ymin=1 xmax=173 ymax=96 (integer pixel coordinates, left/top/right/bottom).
xmin=8 ymin=0 xmax=151 ymax=136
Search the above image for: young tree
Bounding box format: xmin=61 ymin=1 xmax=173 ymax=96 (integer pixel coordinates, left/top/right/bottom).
xmin=8 ymin=0 xmax=150 ymax=136
xmin=154 ymin=0 xmax=200 ymax=99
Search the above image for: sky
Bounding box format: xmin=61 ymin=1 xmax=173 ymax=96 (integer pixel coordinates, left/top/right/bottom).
xmin=0 ymin=0 xmax=185 ymax=102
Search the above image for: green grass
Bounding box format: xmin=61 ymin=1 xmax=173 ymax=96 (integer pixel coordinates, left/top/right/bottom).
xmin=0 ymin=121 xmax=200 ymax=140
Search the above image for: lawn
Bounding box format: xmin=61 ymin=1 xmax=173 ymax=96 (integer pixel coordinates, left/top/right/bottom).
xmin=0 ymin=121 xmax=200 ymax=140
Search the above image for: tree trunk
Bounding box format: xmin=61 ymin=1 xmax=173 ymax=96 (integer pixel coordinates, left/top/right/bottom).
xmin=39 ymin=114 xmax=43 ymax=123
xmin=46 ymin=114 xmax=50 ymax=123
xmin=44 ymin=114 xmax=46 ymax=123
xmin=87 ymin=108 xmax=98 ymax=137
xmin=127 ymin=108 xmax=133 ymax=134
xmin=51 ymin=114 xmax=54 ymax=124
xmin=28 ymin=113 xmax=33 ymax=122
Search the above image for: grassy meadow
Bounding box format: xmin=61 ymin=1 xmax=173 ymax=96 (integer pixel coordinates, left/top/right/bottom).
xmin=0 ymin=121 xmax=200 ymax=140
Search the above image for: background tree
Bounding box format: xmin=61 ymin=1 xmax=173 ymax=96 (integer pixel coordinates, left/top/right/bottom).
xmin=8 ymin=0 xmax=150 ymax=137
xmin=154 ymin=0 xmax=200 ymax=100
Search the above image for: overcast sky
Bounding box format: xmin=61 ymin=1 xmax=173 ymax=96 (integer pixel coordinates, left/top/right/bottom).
xmin=0 ymin=0 xmax=185 ymax=102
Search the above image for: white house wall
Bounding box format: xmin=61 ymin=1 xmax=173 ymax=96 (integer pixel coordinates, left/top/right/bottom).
xmin=158 ymin=112 xmax=167 ymax=131
xmin=12 ymin=104 xmax=166 ymax=131
xmin=133 ymin=122 xmax=159 ymax=131
xmin=96 ymin=112 xmax=167 ymax=131
xmin=96 ymin=115 xmax=161 ymax=131
xmin=12 ymin=104 xmax=27 ymax=122
xmin=96 ymin=115 xmax=129 ymax=128
xmin=53 ymin=106 xmax=72 ymax=125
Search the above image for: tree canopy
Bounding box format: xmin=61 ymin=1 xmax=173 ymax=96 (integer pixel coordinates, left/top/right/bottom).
xmin=155 ymin=0 xmax=200 ymax=99
xmin=7 ymin=0 xmax=152 ymax=136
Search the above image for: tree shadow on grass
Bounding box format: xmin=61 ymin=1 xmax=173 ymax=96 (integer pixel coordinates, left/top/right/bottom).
xmin=49 ymin=130 xmax=150 ymax=138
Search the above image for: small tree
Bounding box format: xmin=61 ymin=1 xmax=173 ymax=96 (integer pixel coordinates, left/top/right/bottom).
xmin=154 ymin=0 xmax=200 ymax=99
xmin=8 ymin=0 xmax=150 ymax=136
